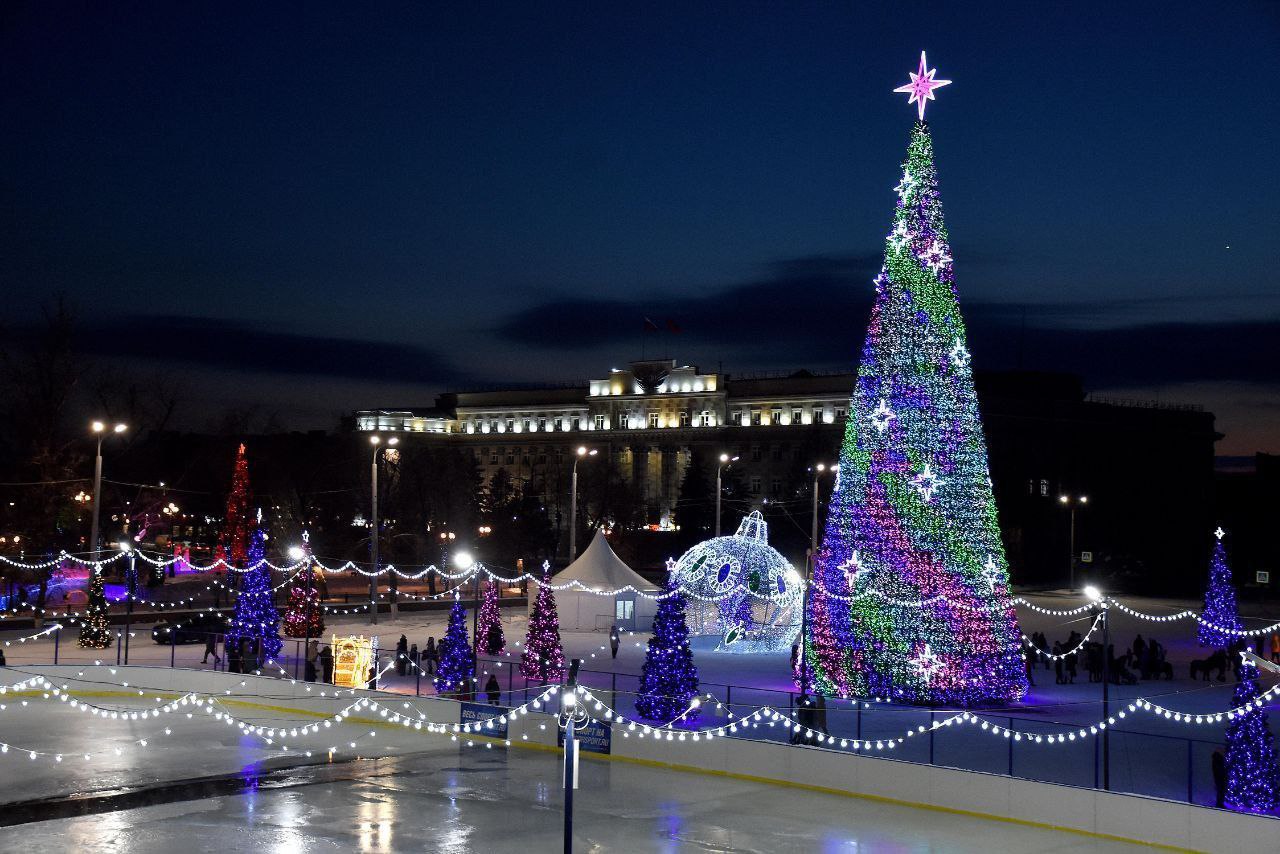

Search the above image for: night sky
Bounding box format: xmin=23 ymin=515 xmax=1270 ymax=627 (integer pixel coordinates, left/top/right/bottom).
xmin=3 ymin=3 xmax=1277 ymax=454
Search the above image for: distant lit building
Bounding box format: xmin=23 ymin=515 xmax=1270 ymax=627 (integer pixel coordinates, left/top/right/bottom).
xmin=354 ymin=358 xmax=1220 ymax=590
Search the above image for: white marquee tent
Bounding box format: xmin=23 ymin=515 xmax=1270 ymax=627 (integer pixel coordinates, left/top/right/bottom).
xmin=537 ymin=530 xmax=660 ymax=632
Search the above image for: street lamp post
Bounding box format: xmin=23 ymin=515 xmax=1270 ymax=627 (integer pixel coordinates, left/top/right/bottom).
xmin=1059 ymin=494 xmax=1089 ymax=590
xmin=568 ymin=447 xmax=597 ymax=560
xmin=715 ymin=454 xmax=739 ymax=537
xmin=88 ymin=421 xmax=127 ymax=569
xmin=800 ymin=463 xmax=837 ymax=695
xmin=1086 ymin=585 xmax=1110 ymax=790
xmin=369 ymin=435 xmax=398 ymax=625
xmin=455 ymin=550 xmax=477 ymax=683
xmin=120 ymin=541 xmax=135 ymax=664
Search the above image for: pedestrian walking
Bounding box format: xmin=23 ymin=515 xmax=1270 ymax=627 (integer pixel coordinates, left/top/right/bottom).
xmin=609 ymin=624 xmax=621 ymax=659
xmin=202 ymin=632 xmax=221 ymax=665
xmin=1053 ymin=643 xmax=1064 ymax=684
xmin=396 ymin=634 xmax=409 ymax=677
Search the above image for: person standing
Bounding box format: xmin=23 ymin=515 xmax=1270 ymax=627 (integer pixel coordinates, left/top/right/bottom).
xmin=396 ymin=634 xmax=409 ymax=677
xmin=609 ymin=624 xmax=621 ymax=660
xmin=485 ymin=673 xmax=501 ymax=706
xmin=319 ymin=644 xmax=333 ymax=684
xmin=1212 ymin=749 xmax=1227 ymax=808
xmin=424 ymin=636 xmax=437 ymax=674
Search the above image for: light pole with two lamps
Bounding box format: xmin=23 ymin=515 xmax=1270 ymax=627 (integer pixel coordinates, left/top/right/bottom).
xmin=568 ymin=447 xmax=597 ymax=560
xmin=88 ymin=421 xmax=127 ymax=569
xmin=1059 ymin=494 xmax=1088 ymax=590
xmin=119 ymin=540 xmax=136 ymax=664
xmin=715 ymin=454 xmax=739 ymax=537
xmin=368 ymin=435 xmax=398 ymax=624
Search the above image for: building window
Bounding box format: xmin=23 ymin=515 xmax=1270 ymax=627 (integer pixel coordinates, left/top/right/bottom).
xmin=615 ymin=599 xmax=634 ymax=621
xmin=749 ymin=476 xmax=761 ymax=495
xmin=523 ymin=419 xmax=532 ymax=432
xmin=834 ymin=407 xmax=846 ymax=421
xmin=505 ymin=452 xmax=514 ymax=465
xmin=572 ymin=417 xmax=581 ymax=431
xmin=648 ymin=412 xmax=660 ymax=429
xmin=538 ymin=453 xmax=547 ymax=465
xmin=490 ymin=453 xmax=499 ymax=465
xmin=792 ymin=407 xmax=803 ymax=424
xmin=553 ymin=418 xmax=562 ymax=431
xmin=538 ymin=418 xmax=547 ymax=432
xmin=679 ymin=411 xmax=690 ymax=427
xmin=770 ymin=408 xmax=782 ymax=424
xmin=751 ymin=411 xmax=762 ymax=426
xmin=1039 ymin=479 xmax=1049 ymax=497
xmin=522 ymin=454 xmax=531 ymax=466
xmin=772 ymin=445 xmax=782 ymax=460
xmin=594 ymin=415 xmax=605 ymax=430
xmin=770 ymin=478 xmax=782 ymax=496
xmin=700 ymin=411 xmax=712 ymax=427
xmin=751 ymin=446 xmax=763 ymax=462
xmin=506 ymin=419 xmax=515 ymax=432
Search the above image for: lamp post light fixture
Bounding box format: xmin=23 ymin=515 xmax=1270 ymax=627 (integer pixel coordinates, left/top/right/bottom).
xmin=1084 ymin=583 xmax=1111 ymax=790
xmin=88 ymin=421 xmax=128 ymax=571
xmin=369 ymin=435 xmax=398 ymax=624
xmin=715 ymin=454 xmax=740 ymax=537
xmin=568 ymin=447 xmax=597 ymax=561
xmin=454 ymin=549 xmax=480 ymax=684
xmin=1059 ymin=494 xmax=1089 ymax=591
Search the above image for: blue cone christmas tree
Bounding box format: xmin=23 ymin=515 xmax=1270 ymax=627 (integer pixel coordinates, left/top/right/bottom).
xmin=226 ymin=527 xmax=282 ymax=660
xmin=434 ymin=599 xmax=475 ymax=696
xmin=1224 ymin=662 xmax=1280 ymax=815
xmin=636 ymin=581 xmax=699 ymax=723
xmin=521 ymin=570 xmax=565 ymax=682
xmin=1199 ymin=528 xmax=1242 ymax=648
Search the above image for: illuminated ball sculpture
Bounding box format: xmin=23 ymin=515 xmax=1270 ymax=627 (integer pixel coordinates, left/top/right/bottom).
xmin=670 ymin=511 xmax=802 ymax=654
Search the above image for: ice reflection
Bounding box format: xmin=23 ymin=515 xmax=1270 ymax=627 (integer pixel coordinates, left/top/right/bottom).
xmin=356 ymin=794 xmax=395 ymax=851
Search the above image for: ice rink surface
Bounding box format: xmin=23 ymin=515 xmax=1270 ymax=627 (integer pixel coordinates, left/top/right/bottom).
xmin=3 ymin=740 xmax=1143 ymax=854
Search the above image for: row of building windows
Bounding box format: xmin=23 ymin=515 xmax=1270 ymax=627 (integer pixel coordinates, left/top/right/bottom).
xmin=449 ymin=404 xmax=847 ymax=435
xmin=473 ymin=443 xmax=814 ymax=468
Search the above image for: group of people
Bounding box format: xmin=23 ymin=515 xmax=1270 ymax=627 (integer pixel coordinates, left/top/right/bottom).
xmin=1026 ymin=631 xmax=1173 ymax=686
xmin=394 ymin=634 xmax=443 ymax=677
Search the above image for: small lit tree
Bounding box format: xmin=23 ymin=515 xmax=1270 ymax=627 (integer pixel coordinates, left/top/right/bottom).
xmin=521 ymin=570 xmax=565 ymax=682
xmin=476 ymin=581 xmax=505 ymax=655
xmin=434 ymin=599 xmax=475 ymax=696
xmin=77 ymin=567 xmax=112 ymax=649
xmin=1199 ymin=528 xmax=1242 ymax=648
xmin=282 ymin=560 xmax=324 ymax=639
xmin=1224 ymin=662 xmax=1280 ymax=815
xmin=636 ymin=581 xmax=699 ymax=723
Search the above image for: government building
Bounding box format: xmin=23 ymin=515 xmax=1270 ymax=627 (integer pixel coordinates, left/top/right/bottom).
xmin=353 ymin=357 xmax=1220 ymax=591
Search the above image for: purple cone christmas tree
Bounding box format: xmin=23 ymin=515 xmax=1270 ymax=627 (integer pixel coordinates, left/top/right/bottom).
xmin=476 ymin=581 xmax=505 ymax=655
xmin=804 ymin=55 xmax=1026 ymax=706
xmin=636 ymin=581 xmax=699 ymax=723
xmin=1224 ymin=662 xmax=1280 ymax=815
xmin=434 ymin=598 xmax=475 ymax=696
xmin=521 ymin=570 xmax=565 ymax=682
xmin=282 ymin=550 xmax=324 ymax=639
xmin=226 ymin=526 xmax=282 ymax=660
xmin=1198 ymin=527 xmax=1242 ymax=648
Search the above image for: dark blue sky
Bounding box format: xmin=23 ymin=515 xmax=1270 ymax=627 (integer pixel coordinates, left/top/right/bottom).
xmin=2 ymin=3 xmax=1277 ymax=452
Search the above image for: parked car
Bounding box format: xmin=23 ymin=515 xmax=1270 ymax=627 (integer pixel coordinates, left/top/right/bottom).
xmin=151 ymin=613 xmax=228 ymax=645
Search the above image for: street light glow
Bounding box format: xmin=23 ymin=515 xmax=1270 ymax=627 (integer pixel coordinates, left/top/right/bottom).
xmin=287 ymin=545 xmax=306 ymax=561
xmin=387 ymin=436 xmax=399 ymax=446
xmin=113 ymin=423 xmax=127 ymax=433
xmin=370 ymin=435 xmax=381 ymax=445
xmin=1084 ymin=585 xmax=1103 ymax=602
xmin=117 ymin=541 xmax=132 ymax=552
xmin=453 ymin=551 xmax=474 ymax=570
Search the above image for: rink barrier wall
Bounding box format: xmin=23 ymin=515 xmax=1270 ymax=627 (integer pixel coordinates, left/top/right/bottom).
xmin=14 ymin=666 xmax=1277 ymax=852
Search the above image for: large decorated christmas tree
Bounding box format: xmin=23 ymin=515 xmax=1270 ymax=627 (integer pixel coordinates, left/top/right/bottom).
xmin=226 ymin=525 xmax=282 ymax=660
xmin=1198 ymin=527 xmax=1242 ymax=648
xmin=804 ymin=53 xmax=1026 ymax=706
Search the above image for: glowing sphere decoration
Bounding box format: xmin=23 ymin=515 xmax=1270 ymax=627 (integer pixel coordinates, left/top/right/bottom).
xmin=670 ymin=511 xmax=802 ymax=654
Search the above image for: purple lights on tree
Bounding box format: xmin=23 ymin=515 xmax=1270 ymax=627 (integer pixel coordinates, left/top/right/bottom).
xmin=803 ymin=115 xmax=1026 ymax=706
xmin=1198 ymin=528 xmax=1242 ymax=648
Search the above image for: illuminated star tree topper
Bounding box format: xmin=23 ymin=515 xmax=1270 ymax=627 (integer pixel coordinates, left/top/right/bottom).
xmin=894 ymin=51 xmax=951 ymax=121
